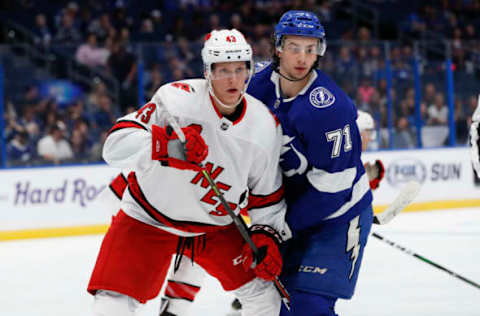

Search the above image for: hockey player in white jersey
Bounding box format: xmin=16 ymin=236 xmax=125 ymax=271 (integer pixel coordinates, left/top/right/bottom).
xmin=87 ymin=29 xmax=291 ymax=316
xmin=469 ymin=95 xmax=480 ymax=177
xmin=97 ymin=171 xmax=207 ymax=316
xmin=356 ymin=110 xmax=385 ymax=190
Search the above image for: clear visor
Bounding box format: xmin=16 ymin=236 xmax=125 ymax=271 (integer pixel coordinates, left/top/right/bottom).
xmin=277 ymin=41 xmax=323 ymax=56
xmin=209 ymin=64 xmax=251 ymax=81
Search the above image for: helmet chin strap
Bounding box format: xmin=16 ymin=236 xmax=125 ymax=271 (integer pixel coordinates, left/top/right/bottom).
xmin=207 ymin=79 xmax=243 ymax=109
xmin=206 ymin=70 xmax=253 ymax=111
xmin=275 ymin=67 xmax=313 ymax=82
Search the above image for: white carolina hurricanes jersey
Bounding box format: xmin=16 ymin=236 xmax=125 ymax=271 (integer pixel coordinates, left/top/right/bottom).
xmin=102 ymin=79 xmax=290 ymax=238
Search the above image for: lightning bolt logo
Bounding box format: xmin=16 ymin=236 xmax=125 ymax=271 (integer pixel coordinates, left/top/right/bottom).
xmin=281 ymin=135 xmax=308 ymax=177
xmin=346 ymin=215 xmax=361 ymax=279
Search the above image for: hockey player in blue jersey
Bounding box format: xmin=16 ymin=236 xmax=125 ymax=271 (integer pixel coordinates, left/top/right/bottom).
xmin=246 ymin=11 xmax=374 ymax=315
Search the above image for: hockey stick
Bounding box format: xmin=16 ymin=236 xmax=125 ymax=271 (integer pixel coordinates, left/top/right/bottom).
xmin=372 ymin=232 xmax=480 ymax=290
xmin=152 ymin=95 xmax=292 ymax=311
xmin=373 ymin=181 xmax=421 ymax=225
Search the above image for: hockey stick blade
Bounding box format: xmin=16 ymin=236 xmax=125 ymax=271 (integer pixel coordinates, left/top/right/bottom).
xmin=373 ymin=181 xmax=421 ymax=225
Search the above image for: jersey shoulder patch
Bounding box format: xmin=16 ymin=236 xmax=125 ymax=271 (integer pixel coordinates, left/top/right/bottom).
xmin=170 ymin=81 xmax=196 ymax=93
xmin=309 ymin=86 xmax=336 ymax=109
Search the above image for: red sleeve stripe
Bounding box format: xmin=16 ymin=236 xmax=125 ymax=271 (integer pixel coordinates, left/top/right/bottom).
xmin=127 ymin=172 xmax=225 ymax=234
xmin=109 ymin=173 xmax=128 ymax=199
xmin=164 ymin=280 xmax=201 ymax=302
xmin=108 ymin=120 xmax=147 ymax=135
xmin=248 ymin=185 xmax=284 ymax=210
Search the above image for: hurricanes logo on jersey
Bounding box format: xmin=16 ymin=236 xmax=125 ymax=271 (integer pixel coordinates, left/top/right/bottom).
xmin=190 ymin=162 xmax=237 ymax=216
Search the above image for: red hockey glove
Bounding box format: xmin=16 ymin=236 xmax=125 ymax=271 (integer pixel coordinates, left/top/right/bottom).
xmin=241 ymin=225 xmax=283 ymax=281
xmin=368 ymin=159 xmax=385 ymax=190
xmin=151 ymin=124 xmax=208 ymax=171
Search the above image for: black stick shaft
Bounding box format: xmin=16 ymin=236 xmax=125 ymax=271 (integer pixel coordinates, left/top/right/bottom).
xmin=201 ymin=170 xmax=291 ymax=310
xmin=372 ymin=232 xmax=480 ymax=290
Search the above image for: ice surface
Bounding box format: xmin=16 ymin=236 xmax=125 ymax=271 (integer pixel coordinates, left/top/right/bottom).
xmin=1 ymin=208 xmax=479 ymax=316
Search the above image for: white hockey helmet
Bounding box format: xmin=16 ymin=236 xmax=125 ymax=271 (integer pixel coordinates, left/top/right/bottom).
xmin=356 ymin=110 xmax=375 ymax=132
xmin=201 ymin=29 xmax=253 ymax=108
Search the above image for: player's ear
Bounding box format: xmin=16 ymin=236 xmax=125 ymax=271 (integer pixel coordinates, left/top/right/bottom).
xmin=275 ymin=47 xmax=282 ymax=59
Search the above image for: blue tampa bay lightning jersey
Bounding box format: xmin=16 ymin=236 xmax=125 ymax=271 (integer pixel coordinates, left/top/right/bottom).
xmin=247 ymin=63 xmax=373 ymax=234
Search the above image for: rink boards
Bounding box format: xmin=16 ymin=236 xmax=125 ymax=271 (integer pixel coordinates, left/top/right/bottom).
xmin=1 ymin=147 xmax=479 ymax=240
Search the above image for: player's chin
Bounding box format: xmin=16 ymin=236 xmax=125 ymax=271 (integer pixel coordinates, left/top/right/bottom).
xmin=225 ymin=91 xmax=241 ymax=102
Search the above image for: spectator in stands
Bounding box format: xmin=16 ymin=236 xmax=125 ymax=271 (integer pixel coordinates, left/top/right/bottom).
xmin=356 ymin=77 xmax=376 ymax=111
xmin=208 ymin=13 xmax=223 ymax=33
xmin=88 ymin=13 xmax=113 ymax=43
xmin=92 ymin=94 xmax=115 ymax=134
xmin=165 ymin=56 xmax=193 ymax=81
xmin=335 ymin=46 xmax=357 ymax=85
xmin=89 ymin=130 xmax=108 ymax=162
xmin=392 ymin=47 xmax=412 ymax=85
xmin=66 ymin=101 xmax=91 ymax=146
xmin=150 ymin=9 xmax=167 ymax=41
xmin=54 ymin=10 xmax=82 ymax=44
xmin=423 ymin=83 xmax=436 ymax=105
xmin=37 ymin=122 xmax=73 ymax=164
xmin=176 ymin=37 xmax=195 ymax=65
xmin=107 ymin=41 xmax=137 ymax=112
xmin=467 ymin=94 xmax=479 ymax=120
xmin=70 ymin=128 xmax=90 ymax=163
xmin=118 ymin=26 xmax=132 ymax=49
xmin=356 ymin=47 xmax=370 ymax=77
xmin=253 ymin=37 xmax=271 ymax=62
xmin=75 ymin=33 xmax=110 ymax=68
xmin=454 ymin=98 xmax=468 ymax=144
xmin=137 ymin=18 xmax=156 ymax=42
xmin=317 ymin=0 xmax=332 ymax=23
xmin=357 ymin=26 xmax=372 ymax=44
xmin=32 ymin=13 xmax=52 ymax=48
xmin=368 ymin=90 xmax=383 ymax=122
xmin=111 ymin=1 xmax=132 ymax=31
xmin=401 ymin=11 xmax=426 ymax=38
xmin=4 ymin=101 xmax=19 ymax=143
xmin=229 ymin=13 xmax=246 ymax=35
xmin=18 ymin=107 xmax=40 ymax=142
xmin=6 ymin=130 xmax=34 ymax=166
xmin=16 ymin=85 xmax=41 ymax=115
xmin=38 ymin=99 xmax=61 ymax=132
xmin=394 ymin=116 xmax=415 ymax=148
xmin=427 ymin=92 xmax=448 ymax=126
xmin=419 ymin=101 xmax=429 ymax=126
xmin=464 ymin=24 xmax=476 ymax=41
xmin=86 ymin=78 xmax=107 ymax=109
xmin=144 ymin=64 xmax=164 ymax=101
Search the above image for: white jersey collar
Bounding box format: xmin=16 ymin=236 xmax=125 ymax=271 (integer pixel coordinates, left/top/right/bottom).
xmin=270 ymin=70 xmax=318 ymax=102
xmin=208 ymin=94 xmax=247 ymax=127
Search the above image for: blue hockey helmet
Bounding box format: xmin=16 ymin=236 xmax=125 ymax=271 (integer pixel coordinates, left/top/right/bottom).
xmin=274 ymin=10 xmax=326 ymax=56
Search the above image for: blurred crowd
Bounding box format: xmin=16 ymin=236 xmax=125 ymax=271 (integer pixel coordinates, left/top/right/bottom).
xmin=2 ymin=0 xmax=480 ymax=167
